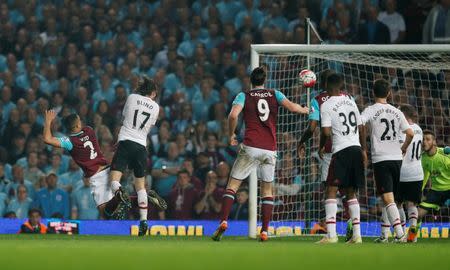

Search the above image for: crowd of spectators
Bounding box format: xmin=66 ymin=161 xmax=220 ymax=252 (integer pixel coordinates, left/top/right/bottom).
xmin=0 ymin=0 xmax=449 ymax=221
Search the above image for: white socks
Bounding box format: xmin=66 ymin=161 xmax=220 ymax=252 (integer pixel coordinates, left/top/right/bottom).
xmin=408 ymin=206 xmax=419 ymax=227
xmin=381 ymin=206 xmax=390 ymax=238
xmin=386 ymin=203 xmax=404 ymax=237
xmin=137 ymin=189 xmax=148 ymax=221
xmin=347 ymin=198 xmax=361 ymax=238
xmin=325 ymin=199 xmax=337 ymax=238
xmin=398 ymin=206 xmax=406 ymax=232
xmin=111 ymin=181 xmax=122 ymax=193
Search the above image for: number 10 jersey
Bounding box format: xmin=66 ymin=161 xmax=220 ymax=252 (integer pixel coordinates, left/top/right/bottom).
xmin=320 ymin=95 xmax=363 ymax=154
xmin=400 ymin=123 xmax=424 ymax=182
xmin=361 ymin=103 xmax=410 ymax=163
xmin=118 ymin=93 xmax=159 ymax=147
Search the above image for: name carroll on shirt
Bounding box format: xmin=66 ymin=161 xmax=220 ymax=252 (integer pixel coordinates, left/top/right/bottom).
xmin=250 ymin=92 xmax=273 ymax=98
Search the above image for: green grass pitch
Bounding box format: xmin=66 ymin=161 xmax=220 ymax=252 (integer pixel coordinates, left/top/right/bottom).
xmin=1 ymin=235 xmax=449 ymax=270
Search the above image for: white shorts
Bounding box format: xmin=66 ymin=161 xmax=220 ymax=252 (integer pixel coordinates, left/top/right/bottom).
xmin=89 ymin=167 xmax=114 ymax=206
xmin=230 ymin=144 xmax=277 ymax=182
xmin=320 ymin=153 xmax=332 ymax=182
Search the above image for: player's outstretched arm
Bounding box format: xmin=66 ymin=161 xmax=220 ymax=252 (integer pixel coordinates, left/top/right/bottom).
xmin=401 ymin=127 xmax=414 ymax=156
xmin=43 ymin=110 xmax=62 ymax=148
xmin=228 ymin=104 xmax=243 ymax=146
xmin=280 ymin=99 xmax=309 ymax=114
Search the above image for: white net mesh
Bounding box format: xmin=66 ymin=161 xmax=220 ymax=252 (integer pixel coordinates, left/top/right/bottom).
xmin=255 ymin=49 xmax=450 ymax=237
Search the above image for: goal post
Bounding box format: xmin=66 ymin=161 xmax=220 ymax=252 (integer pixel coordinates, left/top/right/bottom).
xmin=248 ymin=44 xmax=450 ymax=239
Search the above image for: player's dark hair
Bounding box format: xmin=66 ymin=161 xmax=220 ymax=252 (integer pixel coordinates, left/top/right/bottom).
xmin=137 ymin=75 xmax=157 ymax=96
xmin=423 ymin=129 xmax=435 ymax=138
xmin=63 ymin=113 xmax=79 ymax=132
xmin=326 ymin=73 xmax=343 ymax=90
xmin=28 ymin=208 xmax=42 ymax=217
xmin=373 ymin=79 xmax=390 ymax=98
xmin=398 ymin=104 xmax=417 ymax=122
xmin=250 ymin=66 xmax=266 ymax=86
xmin=177 ymin=168 xmax=190 ymax=177
xmin=320 ymin=69 xmax=335 ymax=89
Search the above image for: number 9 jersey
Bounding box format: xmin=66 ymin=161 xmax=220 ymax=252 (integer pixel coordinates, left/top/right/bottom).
xmin=233 ymin=89 xmax=287 ymax=151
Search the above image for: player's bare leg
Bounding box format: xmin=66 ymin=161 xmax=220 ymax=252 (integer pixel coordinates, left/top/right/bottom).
xmin=212 ymin=178 xmax=242 ymax=241
xmin=259 ymin=181 xmax=274 ymax=242
xmin=345 ymin=188 xmax=362 ymax=244
xmin=134 ymin=177 xmax=148 ymax=236
xmin=382 ymin=192 xmax=406 ymax=242
xmin=406 ymin=201 xmax=419 ymax=242
xmin=317 ymin=186 xmax=338 ymax=244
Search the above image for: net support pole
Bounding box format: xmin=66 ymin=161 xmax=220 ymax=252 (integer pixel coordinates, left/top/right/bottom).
xmin=305 ymin=18 xmax=311 ymax=108
xmin=248 ymin=47 xmax=259 ymax=239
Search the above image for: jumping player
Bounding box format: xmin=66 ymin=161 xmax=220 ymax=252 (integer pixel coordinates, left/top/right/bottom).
xmin=212 ymin=66 xmax=309 ymax=241
xmin=43 ymin=110 xmax=120 ymax=218
xmin=361 ymin=79 xmax=414 ymax=242
xmin=109 ymin=75 xmax=167 ymax=236
xmin=318 ymin=73 xmax=367 ymax=244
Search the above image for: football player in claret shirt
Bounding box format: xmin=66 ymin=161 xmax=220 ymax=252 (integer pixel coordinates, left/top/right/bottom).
xmin=43 ymin=110 xmax=120 ymax=219
xmin=212 ymin=66 xmax=309 ymax=242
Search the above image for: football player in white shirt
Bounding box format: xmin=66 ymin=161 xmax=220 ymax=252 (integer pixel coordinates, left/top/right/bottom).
xmin=318 ymin=73 xmax=368 ymax=244
xmin=361 ymin=79 xmax=414 ymax=242
xmin=110 ymin=76 xmax=166 ymax=236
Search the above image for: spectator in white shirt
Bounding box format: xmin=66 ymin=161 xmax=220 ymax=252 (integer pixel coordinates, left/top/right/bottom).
xmin=378 ymin=0 xmax=406 ymax=44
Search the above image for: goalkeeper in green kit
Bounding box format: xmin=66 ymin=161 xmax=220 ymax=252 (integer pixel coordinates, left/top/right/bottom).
xmin=408 ymin=130 xmax=450 ymax=242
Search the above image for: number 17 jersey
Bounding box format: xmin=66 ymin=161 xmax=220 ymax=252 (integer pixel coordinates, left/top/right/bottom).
xmin=361 ymin=103 xmax=410 ymax=163
xmin=320 ymin=95 xmax=362 ymax=153
xmin=118 ymin=93 xmax=159 ymax=147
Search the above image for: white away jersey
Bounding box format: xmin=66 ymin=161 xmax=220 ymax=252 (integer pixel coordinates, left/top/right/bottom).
xmin=320 ymin=95 xmax=362 ymax=153
xmin=118 ymin=93 xmax=159 ymax=147
xmin=400 ymin=123 xmax=424 ymax=182
xmin=361 ymin=103 xmax=410 ymax=163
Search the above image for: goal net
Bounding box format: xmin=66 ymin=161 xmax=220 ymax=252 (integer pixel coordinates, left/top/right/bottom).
xmin=248 ymin=44 xmax=450 ymax=238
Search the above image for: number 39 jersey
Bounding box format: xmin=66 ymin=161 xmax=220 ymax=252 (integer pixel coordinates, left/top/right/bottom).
xmin=118 ymin=93 xmax=159 ymax=147
xmin=320 ymin=95 xmax=362 ymax=153
xmin=399 ymin=123 xmax=424 ymax=182
xmin=58 ymin=126 xmax=108 ymax=177
xmin=361 ymin=103 xmax=410 ymax=163
xmin=233 ymin=89 xmax=286 ymax=151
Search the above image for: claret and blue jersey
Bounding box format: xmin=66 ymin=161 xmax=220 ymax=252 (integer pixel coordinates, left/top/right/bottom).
xmin=232 ymin=88 xmax=286 ymax=151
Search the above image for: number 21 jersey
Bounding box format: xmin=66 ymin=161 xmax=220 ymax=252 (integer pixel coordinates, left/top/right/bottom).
xmin=118 ymin=93 xmax=160 ymax=147
xmin=361 ymin=103 xmax=410 ymax=163
xmin=320 ymin=95 xmax=362 ymax=153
